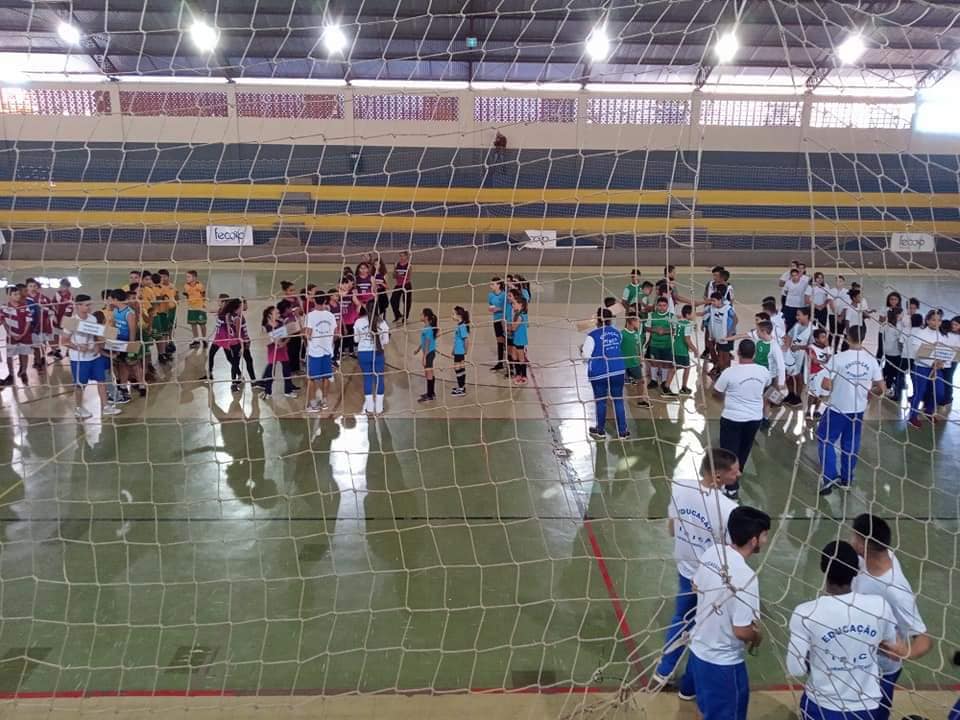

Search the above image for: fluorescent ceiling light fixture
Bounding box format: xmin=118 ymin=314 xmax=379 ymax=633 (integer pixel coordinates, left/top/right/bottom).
xmin=115 ymin=75 xmax=229 ymax=84
xmin=350 ymin=79 xmax=469 ymax=90
xmin=837 ymin=35 xmax=866 ymax=65
xmin=323 ymin=24 xmax=348 ymax=55
xmin=189 ymin=20 xmax=218 ymax=53
xmin=915 ymin=99 xmax=960 ymax=135
xmin=57 ymin=21 xmax=82 ymax=46
xmin=471 ymin=81 xmax=581 ymax=91
xmin=0 ymin=61 xmax=29 ymax=85
xmin=233 ymin=77 xmax=348 ymax=87
xmin=714 ymin=31 xmax=739 ymax=64
xmin=585 ymin=26 xmax=610 ymax=62
xmin=584 ymin=82 xmax=695 ymax=94
xmin=26 ymin=73 xmax=110 ymax=83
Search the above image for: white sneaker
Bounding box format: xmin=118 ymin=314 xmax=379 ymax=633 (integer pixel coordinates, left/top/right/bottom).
xmin=102 ymin=405 xmax=122 ymax=416
xmin=306 ymin=402 xmax=322 ymax=413
xmin=320 ymin=399 xmax=329 ymax=410
xmin=74 ymin=406 xmax=92 ymax=419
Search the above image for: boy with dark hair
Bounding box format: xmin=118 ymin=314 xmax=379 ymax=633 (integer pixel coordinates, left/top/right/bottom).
xmin=687 ymin=506 xmax=770 ymax=720
xmin=620 ymin=313 xmax=650 ymax=407
xmin=850 ymin=514 xmax=932 ymax=720
xmin=63 ymin=294 xmax=121 ymax=419
xmin=787 ymin=539 xmax=906 ymax=720
xmin=651 ymin=448 xmax=741 ymax=695
xmin=665 ymin=304 xmax=696 ymax=396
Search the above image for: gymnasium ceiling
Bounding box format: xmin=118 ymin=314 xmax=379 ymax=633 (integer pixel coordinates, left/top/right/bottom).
xmin=0 ymin=0 xmax=956 ymax=91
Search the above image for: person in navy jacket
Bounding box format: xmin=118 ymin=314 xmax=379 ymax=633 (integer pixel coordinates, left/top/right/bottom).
xmin=581 ymin=307 xmax=629 ymax=440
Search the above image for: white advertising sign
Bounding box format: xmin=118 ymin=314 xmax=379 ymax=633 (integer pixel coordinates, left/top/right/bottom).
xmin=206 ymin=225 xmax=254 ymax=247
xmin=891 ymin=232 xmax=935 ymax=253
xmin=523 ymin=229 xmax=558 ymax=249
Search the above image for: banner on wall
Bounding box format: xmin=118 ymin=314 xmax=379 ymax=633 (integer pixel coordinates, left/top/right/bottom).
xmin=206 ymin=225 xmax=254 ymax=246
xmin=522 ymin=229 xmax=558 ymax=249
xmin=891 ymin=232 xmax=935 ymax=253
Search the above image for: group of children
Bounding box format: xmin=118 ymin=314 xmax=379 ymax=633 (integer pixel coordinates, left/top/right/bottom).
xmin=657 ymin=446 xmax=932 ymax=720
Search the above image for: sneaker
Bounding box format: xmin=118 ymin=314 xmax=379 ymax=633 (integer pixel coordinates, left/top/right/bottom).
xmin=115 ymin=393 xmax=131 ymax=405
xmin=647 ymin=380 xmax=659 ymax=390
xmin=588 ymin=427 xmax=606 ymax=440
xmin=0 ymin=375 xmax=13 ymax=387
xmin=819 ymin=478 xmax=839 ymax=496
xmin=678 ymin=689 xmax=696 ymax=702
xmin=189 ymin=340 xmax=201 ymax=349
xmin=637 ymin=398 xmax=651 ymax=408
xmin=490 ymin=363 xmax=504 ymax=372
xmin=166 ymin=342 xmax=176 ymax=354
xmin=759 ymin=417 xmax=770 ymax=430
xmin=513 ymin=375 xmax=524 ymax=385
xmin=662 ymin=388 xmax=678 ymax=397
xmin=679 ymin=386 xmax=693 ymax=395
xmin=306 ymin=402 xmax=322 ymax=413
xmin=418 ymin=394 xmax=436 ymax=403
xmin=647 ymin=673 xmax=670 ymax=691
xmin=283 ymin=391 xmax=299 ymax=399
xmin=451 ymin=387 xmax=466 ymax=396
xmin=619 ymin=431 xmax=631 ymax=440
xmin=102 ymin=405 xmax=122 ymax=416
xmin=320 ymin=399 xmax=329 ymax=410
xmin=908 ymin=416 xmax=922 ymax=430
xmin=231 ymin=382 xmax=242 ymax=393
xmin=137 ymin=385 xmax=147 ymax=397
xmin=74 ymin=406 xmax=92 ymax=419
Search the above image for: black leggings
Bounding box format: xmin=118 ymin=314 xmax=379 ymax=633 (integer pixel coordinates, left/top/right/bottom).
xmin=241 ymin=343 xmax=256 ymax=381
xmin=390 ymin=284 xmax=413 ymax=321
xmin=287 ymin=336 xmax=303 ymax=374
xmin=210 ymin=344 xmax=243 ymax=380
xmin=719 ymin=417 xmax=762 ymax=491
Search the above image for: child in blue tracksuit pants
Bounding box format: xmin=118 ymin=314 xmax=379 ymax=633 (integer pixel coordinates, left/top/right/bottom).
xmin=582 ymin=309 xmax=628 ymax=439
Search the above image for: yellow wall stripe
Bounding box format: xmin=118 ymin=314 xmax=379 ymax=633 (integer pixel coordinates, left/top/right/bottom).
xmin=2 ymin=182 xmax=959 ymax=209
xmin=0 ymin=210 xmax=955 ymax=236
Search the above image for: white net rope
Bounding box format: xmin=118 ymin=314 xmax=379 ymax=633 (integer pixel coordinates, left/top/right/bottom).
xmin=0 ymin=2 xmax=958 ymax=719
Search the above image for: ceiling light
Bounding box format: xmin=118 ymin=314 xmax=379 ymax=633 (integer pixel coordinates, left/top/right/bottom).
xmin=57 ymin=22 xmax=82 ymax=46
xmin=714 ymin=31 xmax=739 ymax=64
xmin=0 ymin=60 xmax=29 ymax=86
xmin=837 ymin=34 xmax=866 ymax=65
xmin=189 ymin=20 xmax=218 ymax=53
xmin=585 ymin=26 xmax=610 ymax=62
xmin=323 ymin=25 xmax=348 ymax=55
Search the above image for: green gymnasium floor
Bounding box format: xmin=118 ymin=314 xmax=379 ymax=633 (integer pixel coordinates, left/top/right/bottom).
xmin=0 ymin=263 xmax=958 ymax=716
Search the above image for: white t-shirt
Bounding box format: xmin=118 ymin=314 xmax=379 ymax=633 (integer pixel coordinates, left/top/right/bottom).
xmin=826 ymin=349 xmax=883 ymax=414
xmin=909 ymin=326 xmax=942 ymax=368
xmin=880 ymin=322 xmax=902 ymax=357
xmin=784 ymin=275 xmax=811 ymax=307
xmin=66 ymin=327 xmax=99 ymax=362
xmin=785 ymin=322 xmax=813 ymax=376
xmin=843 ymin=299 xmax=870 ymax=328
xmin=715 ymin=362 xmax=771 ymax=422
xmin=852 ymin=552 xmax=927 ymax=676
xmin=355 ymin=316 xmax=391 ymax=352
xmin=900 ymin=314 xmax=920 ymax=360
xmin=690 ymin=544 xmax=760 ymax=666
xmin=829 ymin=288 xmax=851 ymax=318
xmin=786 ymin=592 xmax=897 ymax=713
xmin=305 ymin=308 xmax=336 ymax=357
xmin=805 ymin=284 xmax=830 ymax=308
xmin=668 ymin=479 xmax=738 ymax=579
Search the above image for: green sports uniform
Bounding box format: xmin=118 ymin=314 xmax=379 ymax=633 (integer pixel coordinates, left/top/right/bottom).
xmin=648 ymin=310 xmax=674 ymax=361
xmin=672 ymin=318 xmax=693 ymax=368
xmin=754 ymin=338 xmax=771 ymax=368
xmin=620 ymin=327 xmax=644 ymax=380
xmin=622 ymin=283 xmax=642 ymax=308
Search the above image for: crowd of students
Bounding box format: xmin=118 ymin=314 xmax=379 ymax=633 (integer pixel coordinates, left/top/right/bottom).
xmin=582 ymin=262 xmax=960 ymax=497
xmin=654 ymin=447 xmax=932 ymax=720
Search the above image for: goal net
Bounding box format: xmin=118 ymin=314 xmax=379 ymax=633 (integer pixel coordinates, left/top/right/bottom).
xmin=0 ymin=2 xmax=958 ymax=719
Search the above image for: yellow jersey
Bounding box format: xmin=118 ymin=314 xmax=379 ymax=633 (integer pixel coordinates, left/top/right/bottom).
xmin=156 ymin=283 xmax=177 ymax=312
xmin=184 ymin=281 xmax=205 ymax=310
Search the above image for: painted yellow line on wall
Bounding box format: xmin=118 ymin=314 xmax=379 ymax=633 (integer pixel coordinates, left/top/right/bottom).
xmin=2 ymin=182 xmax=959 ymax=208
xmin=0 ymin=210 xmax=956 ymax=236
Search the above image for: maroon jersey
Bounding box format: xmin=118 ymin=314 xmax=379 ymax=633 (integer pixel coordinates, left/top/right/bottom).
xmin=54 ymin=289 xmax=73 ymax=327
xmin=37 ymin=293 xmax=55 ymax=334
xmin=394 ymin=261 xmax=411 ymax=288
xmin=2 ymin=301 xmax=31 ymax=341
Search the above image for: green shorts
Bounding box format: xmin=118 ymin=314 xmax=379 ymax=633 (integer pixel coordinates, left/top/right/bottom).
xmin=187 ymin=309 xmax=207 ymax=325
xmin=649 ymin=345 xmax=674 ymax=362
xmin=673 ymin=353 xmax=690 ymax=369
xmin=165 ymin=308 xmax=177 ymax=327
xmin=152 ymin=314 xmax=171 ymax=335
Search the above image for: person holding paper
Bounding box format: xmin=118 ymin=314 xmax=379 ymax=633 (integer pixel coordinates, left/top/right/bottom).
xmin=907 ymin=310 xmax=945 ymax=430
xmin=63 ymin=294 xmax=121 ymax=419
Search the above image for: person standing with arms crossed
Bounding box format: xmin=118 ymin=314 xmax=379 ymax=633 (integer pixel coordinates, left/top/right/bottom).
xmin=390 ymin=250 xmax=413 ymax=325
xmin=714 ymin=340 xmax=771 ymax=501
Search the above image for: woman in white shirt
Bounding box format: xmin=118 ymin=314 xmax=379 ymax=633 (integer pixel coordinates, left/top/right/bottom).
xmin=354 ymin=306 xmax=391 ymax=414
xmin=841 ymin=287 xmax=870 ymax=332
xmin=936 ymin=315 xmax=960 ymax=418
xmin=908 ymin=310 xmax=945 ymax=429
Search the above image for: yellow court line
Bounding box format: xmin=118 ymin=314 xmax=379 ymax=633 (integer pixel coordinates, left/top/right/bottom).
xmin=3 ymin=182 xmax=960 ymax=208
xmin=0 ymin=209 xmax=956 ymax=236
